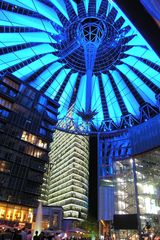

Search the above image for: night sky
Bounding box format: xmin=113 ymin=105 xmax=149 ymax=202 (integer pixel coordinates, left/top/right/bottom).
xmin=114 ymin=0 xmax=160 ymax=57
xmin=88 ymin=136 xmax=98 ymax=220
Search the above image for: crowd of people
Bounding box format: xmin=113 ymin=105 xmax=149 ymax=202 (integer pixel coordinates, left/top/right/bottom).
xmin=0 ymin=228 xmax=88 ymax=240
xmin=0 ymin=227 xmax=31 ymax=240
xmin=0 ymin=228 xmax=60 ymax=240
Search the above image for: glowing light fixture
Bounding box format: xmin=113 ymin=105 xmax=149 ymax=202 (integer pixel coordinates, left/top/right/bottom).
xmin=0 ymin=0 xmax=160 ymax=134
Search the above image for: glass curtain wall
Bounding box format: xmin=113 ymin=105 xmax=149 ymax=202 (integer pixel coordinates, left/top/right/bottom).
xmin=114 ymin=148 xmax=160 ymax=239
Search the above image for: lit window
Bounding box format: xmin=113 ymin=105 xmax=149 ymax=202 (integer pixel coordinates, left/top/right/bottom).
xmin=0 ymin=97 xmax=12 ymax=109
xmin=21 ymin=131 xmax=47 ymax=149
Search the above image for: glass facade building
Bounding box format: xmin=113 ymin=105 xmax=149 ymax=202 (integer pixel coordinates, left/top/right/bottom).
xmin=113 ymin=150 xmax=160 ymax=238
xmin=98 ymin=117 xmax=160 ymax=238
xmin=114 ymin=152 xmax=160 ymax=222
xmin=0 ymin=74 xmax=59 ymax=224
xmin=48 ymin=129 xmax=89 ymax=222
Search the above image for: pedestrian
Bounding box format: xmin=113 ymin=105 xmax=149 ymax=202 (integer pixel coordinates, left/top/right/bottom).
xmin=26 ymin=231 xmax=32 ymax=240
xmin=33 ymin=231 xmax=40 ymax=240
xmin=20 ymin=228 xmax=27 ymax=240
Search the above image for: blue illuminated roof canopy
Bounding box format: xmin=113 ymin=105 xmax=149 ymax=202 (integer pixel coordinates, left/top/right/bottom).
xmin=0 ymin=0 xmax=160 ymax=134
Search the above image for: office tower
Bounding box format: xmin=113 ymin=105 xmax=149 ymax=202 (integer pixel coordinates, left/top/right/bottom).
xmin=0 ymin=74 xmax=59 ymax=224
xmin=48 ymin=129 xmax=89 ymax=224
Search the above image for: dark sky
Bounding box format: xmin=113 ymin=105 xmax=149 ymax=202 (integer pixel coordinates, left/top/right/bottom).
xmin=88 ymin=136 xmax=98 ymax=220
xmin=114 ymin=0 xmax=160 ymax=57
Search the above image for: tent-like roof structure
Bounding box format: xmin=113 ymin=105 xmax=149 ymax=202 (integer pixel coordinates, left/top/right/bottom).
xmin=0 ymin=0 xmax=160 ymax=134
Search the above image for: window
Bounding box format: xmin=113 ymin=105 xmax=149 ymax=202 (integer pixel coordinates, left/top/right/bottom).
xmin=15 ymin=156 xmax=22 ymax=163
xmin=47 ymin=101 xmax=57 ymax=113
xmin=20 ymin=96 xmax=33 ymax=109
xmin=0 ymin=84 xmax=7 ymax=93
xmin=0 ymin=97 xmax=12 ymax=109
xmin=45 ymin=110 xmax=56 ymax=120
xmin=19 ymin=145 xmax=25 ymax=152
xmin=42 ymin=121 xmax=54 ymax=131
xmin=30 ymin=160 xmax=44 ymax=171
xmin=25 ymin=145 xmax=45 ymax=159
xmin=35 ymin=103 xmax=45 ymax=113
xmin=0 ymin=160 xmax=10 ymax=173
xmin=39 ymin=128 xmax=46 ymax=136
xmin=12 ymin=103 xmax=29 ymax=114
xmin=21 ymin=131 xmax=47 ymax=149
xmin=38 ymin=96 xmax=47 ymax=106
xmin=3 ymin=77 xmax=19 ymax=90
xmin=0 ymin=109 xmax=9 ymax=118
xmin=8 ymin=141 xmax=15 ymax=148
xmin=53 ymin=213 xmax=59 ymax=227
xmin=0 ymin=122 xmax=5 ymax=129
xmin=27 ymin=170 xmax=43 ymax=182
xmin=9 ymin=89 xmax=17 ymax=97
xmin=5 ymin=152 xmax=12 ymax=161
xmin=25 ymin=89 xmax=36 ymax=100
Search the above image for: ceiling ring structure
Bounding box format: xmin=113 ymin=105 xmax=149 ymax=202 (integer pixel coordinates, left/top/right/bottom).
xmin=0 ymin=0 xmax=160 ymax=134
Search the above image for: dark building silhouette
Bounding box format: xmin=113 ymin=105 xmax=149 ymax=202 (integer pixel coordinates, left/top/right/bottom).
xmin=0 ymin=74 xmax=59 ymax=223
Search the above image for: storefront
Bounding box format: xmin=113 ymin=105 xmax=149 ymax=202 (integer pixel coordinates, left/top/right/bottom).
xmin=0 ymin=202 xmax=33 ymax=227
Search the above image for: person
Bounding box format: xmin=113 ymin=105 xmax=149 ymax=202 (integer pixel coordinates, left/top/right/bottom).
xmin=33 ymin=231 xmax=39 ymax=240
xmin=55 ymin=233 xmax=60 ymax=240
xmin=39 ymin=232 xmax=45 ymax=240
xmin=12 ymin=229 xmax=22 ymax=240
xmin=20 ymin=228 xmax=27 ymax=240
xmin=26 ymin=231 xmax=32 ymax=240
xmin=47 ymin=234 xmax=53 ymax=240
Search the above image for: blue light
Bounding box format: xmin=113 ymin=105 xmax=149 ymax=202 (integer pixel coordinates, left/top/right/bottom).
xmin=0 ymin=10 xmax=60 ymax=32
xmin=125 ymin=35 xmax=145 ymax=46
xmin=4 ymin=0 xmax=32 ymax=10
xmin=118 ymin=64 xmax=156 ymax=105
xmin=0 ymin=32 xmax=57 ymax=47
xmin=74 ymin=74 xmax=87 ymax=123
xmin=96 ymin=0 xmax=102 ymax=14
xmin=59 ymin=72 xmax=78 ymax=118
xmin=13 ymin=54 xmax=58 ymax=80
xmin=0 ymin=19 xmax=21 ymax=27
xmin=125 ymin=46 xmax=160 ymax=66
xmin=0 ymin=0 xmax=160 ymax=133
xmin=49 ymin=0 xmax=69 ymax=20
xmin=122 ymin=56 xmax=139 ymax=66
xmin=91 ymin=75 xmax=104 ymax=128
xmin=111 ymin=70 xmax=140 ymax=116
xmin=31 ymin=61 xmax=64 ymax=90
xmin=123 ymin=57 xmax=160 ymax=88
xmin=47 ymin=68 xmax=71 ymax=98
xmin=113 ymin=0 xmax=159 ymax=55
xmin=102 ymin=73 xmax=122 ymax=124
xmin=3 ymin=0 xmax=63 ymax=26
xmin=0 ymin=59 xmax=27 ymax=71
xmin=0 ymin=44 xmax=56 ymax=71
xmin=114 ymin=8 xmax=122 ymax=23
xmin=69 ymin=0 xmax=78 ymax=15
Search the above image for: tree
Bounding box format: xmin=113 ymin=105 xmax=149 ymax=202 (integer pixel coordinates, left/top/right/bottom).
xmin=80 ymin=216 xmax=99 ymax=237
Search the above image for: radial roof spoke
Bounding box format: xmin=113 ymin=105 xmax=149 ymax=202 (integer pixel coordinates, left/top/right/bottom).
xmin=0 ymin=0 xmax=159 ymax=134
